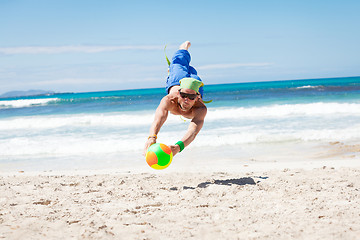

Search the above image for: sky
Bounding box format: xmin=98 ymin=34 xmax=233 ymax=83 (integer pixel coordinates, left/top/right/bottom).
xmin=0 ymin=0 xmax=359 ymax=94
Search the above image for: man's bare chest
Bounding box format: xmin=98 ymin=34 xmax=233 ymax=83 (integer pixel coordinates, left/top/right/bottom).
xmin=169 ymin=108 xmax=194 ymax=119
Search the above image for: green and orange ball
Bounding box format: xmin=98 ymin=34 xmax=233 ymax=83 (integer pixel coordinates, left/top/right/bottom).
xmin=145 ymin=143 xmax=173 ymax=170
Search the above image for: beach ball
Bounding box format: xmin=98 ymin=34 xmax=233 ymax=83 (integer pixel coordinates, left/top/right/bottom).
xmin=146 ymin=143 xmax=173 ymax=170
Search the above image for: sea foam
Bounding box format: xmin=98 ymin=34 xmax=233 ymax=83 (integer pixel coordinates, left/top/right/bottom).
xmin=1 ymin=102 xmax=359 ymax=160
xmin=206 ymin=102 xmax=360 ymax=120
xmin=1 ymin=102 xmax=359 ymax=131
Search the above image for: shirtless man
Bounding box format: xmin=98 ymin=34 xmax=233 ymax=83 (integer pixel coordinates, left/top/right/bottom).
xmin=143 ymin=41 xmax=207 ymax=156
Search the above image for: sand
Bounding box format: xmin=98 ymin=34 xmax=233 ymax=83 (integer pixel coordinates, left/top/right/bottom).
xmin=1 ymin=142 xmax=360 ymax=239
xmin=0 ymin=167 xmax=359 ymax=239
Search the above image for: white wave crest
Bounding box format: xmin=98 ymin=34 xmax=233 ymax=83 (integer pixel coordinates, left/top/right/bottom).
xmin=1 ymin=102 xmax=359 ymax=131
xmin=0 ymin=112 xmax=157 ymax=131
xmin=0 ymin=98 xmax=59 ymax=109
xmin=207 ymin=102 xmax=360 ymax=120
xmin=295 ymin=85 xmax=319 ymax=89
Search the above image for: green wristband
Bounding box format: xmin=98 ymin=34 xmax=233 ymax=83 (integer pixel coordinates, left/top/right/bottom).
xmin=175 ymin=141 xmax=185 ymax=152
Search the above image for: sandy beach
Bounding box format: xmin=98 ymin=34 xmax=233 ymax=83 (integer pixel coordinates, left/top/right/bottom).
xmin=1 ymin=0 xmax=359 ymax=238
xmin=1 ymin=143 xmax=360 ymax=239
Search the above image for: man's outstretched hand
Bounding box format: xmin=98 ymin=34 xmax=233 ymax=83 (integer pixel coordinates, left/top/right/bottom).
xmin=169 ymin=144 xmax=181 ymax=157
xmin=143 ymin=138 xmax=156 ymax=156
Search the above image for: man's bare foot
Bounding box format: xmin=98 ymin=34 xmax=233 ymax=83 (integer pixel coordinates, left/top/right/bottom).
xmin=179 ymin=41 xmax=191 ymax=50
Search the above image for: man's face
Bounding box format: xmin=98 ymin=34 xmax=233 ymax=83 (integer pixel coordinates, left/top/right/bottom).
xmin=178 ymin=88 xmax=199 ymax=110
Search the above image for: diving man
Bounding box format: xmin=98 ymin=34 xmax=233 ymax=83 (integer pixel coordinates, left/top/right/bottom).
xmin=143 ymin=41 xmax=207 ymax=156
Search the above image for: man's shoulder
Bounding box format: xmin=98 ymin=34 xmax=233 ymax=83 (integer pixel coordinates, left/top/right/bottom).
xmin=164 ymin=92 xmax=178 ymax=101
xmin=193 ymin=102 xmax=207 ymax=117
xmin=194 ymin=100 xmax=207 ymax=110
xmin=160 ymin=93 xmax=178 ymax=107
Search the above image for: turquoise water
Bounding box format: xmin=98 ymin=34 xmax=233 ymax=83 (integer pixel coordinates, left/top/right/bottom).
xmin=0 ymin=76 xmax=359 ymax=171
xmin=1 ymin=76 xmax=359 ymax=117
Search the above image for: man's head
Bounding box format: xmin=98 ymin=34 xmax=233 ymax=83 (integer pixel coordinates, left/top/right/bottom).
xmin=178 ymin=78 xmax=204 ymax=110
xmin=179 ymin=78 xmax=204 ymax=94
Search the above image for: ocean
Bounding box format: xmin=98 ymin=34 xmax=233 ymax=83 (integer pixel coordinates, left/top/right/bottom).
xmin=1 ymin=76 xmax=360 ymax=172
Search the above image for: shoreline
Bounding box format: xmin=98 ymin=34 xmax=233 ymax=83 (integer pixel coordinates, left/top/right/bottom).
xmin=1 ymin=141 xmax=359 ymax=176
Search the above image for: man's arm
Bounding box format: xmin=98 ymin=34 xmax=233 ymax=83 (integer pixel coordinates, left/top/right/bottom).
xmin=170 ymin=106 xmax=207 ymax=156
xmin=143 ymin=97 xmax=169 ymax=155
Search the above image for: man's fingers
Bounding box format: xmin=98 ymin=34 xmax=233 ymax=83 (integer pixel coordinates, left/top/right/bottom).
xmin=169 ymin=145 xmax=180 ymax=156
xmin=143 ymin=139 xmax=156 ymax=156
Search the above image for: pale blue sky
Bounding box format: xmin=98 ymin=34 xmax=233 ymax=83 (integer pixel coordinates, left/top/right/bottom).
xmin=1 ymin=0 xmax=359 ymax=94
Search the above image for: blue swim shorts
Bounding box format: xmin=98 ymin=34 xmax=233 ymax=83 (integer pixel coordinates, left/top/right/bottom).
xmin=166 ymin=49 xmax=204 ymax=97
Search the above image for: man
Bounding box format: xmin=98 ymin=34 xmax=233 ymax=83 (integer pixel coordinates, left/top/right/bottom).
xmin=143 ymin=41 xmax=207 ymax=156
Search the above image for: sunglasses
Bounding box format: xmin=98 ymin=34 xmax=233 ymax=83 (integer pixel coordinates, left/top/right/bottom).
xmin=179 ymin=90 xmax=198 ymax=100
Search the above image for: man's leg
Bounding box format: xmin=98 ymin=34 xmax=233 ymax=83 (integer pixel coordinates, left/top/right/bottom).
xmin=166 ymin=41 xmax=204 ymax=97
xmin=165 ymin=42 xmax=192 ymax=93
